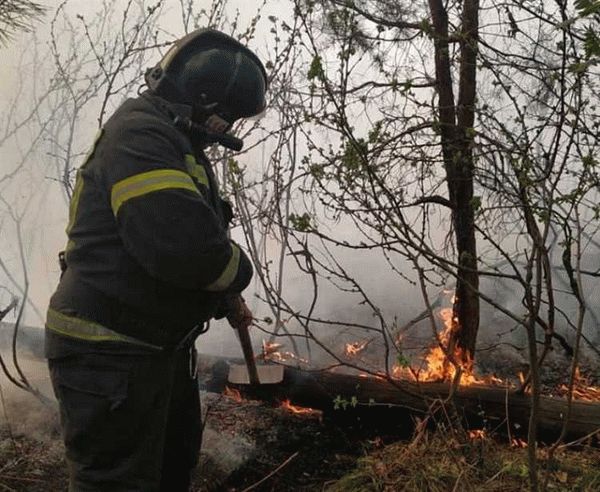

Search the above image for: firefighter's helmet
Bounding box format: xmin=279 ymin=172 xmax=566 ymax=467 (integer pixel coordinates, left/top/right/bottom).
xmin=145 ymin=28 xmax=267 ymax=127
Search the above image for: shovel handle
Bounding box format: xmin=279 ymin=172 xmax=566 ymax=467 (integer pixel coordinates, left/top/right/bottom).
xmin=237 ymin=324 xmax=260 ymax=385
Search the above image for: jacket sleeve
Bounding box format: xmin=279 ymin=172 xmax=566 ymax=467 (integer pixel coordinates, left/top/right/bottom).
xmin=95 ymin=114 xmax=252 ymax=292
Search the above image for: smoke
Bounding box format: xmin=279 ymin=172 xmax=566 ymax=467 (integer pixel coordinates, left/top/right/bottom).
xmin=0 ymin=1 xmax=597 ymax=404
xmin=198 ymin=426 xmax=255 ymax=485
xmin=0 ymin=352 xmax=59 ymax=442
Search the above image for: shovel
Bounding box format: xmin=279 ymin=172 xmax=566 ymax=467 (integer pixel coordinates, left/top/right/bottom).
xmin=228 ymin=323 xmax=284 ymax=385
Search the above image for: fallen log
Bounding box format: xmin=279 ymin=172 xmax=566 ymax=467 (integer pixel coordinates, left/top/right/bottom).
xmin=198 ymin=354 xmax=600 ymax=444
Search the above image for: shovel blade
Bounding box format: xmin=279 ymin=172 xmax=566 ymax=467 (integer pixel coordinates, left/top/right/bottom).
xmin=228 ymin=364 xmax=284 ymax=385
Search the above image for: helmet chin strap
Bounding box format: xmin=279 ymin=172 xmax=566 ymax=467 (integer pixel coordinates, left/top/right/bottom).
xmin=173 ymin=114 xmax=243 ymax=152
xmin=182 ymin=95 xmax=241 ymax=150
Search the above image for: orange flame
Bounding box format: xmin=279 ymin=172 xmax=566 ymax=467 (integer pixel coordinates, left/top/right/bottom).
xmin=262 ymin=340 xmax=309 ymax=365
xmin=223 ymin=386 xmax=243 ymax=403
xmin=263 ymin=341 xmax=283 ymax=356
xmin=517 ymin=371 xmax=532 ymax=395
xmin=558 ymin=367 xmax=600 ymax=402
xmin=511 ymin=438 xmax=528 ymax=448
xmin=392 ymin=294 xmax=596 ymax=400
xmin=345 ymin=340 xmax=369 ymax=357
xmin=358 ymin=372 xmax=386 ymax=381
xmin=468 ymin=429 xmax=487 ymax=440
xmin=392 ymin=303 xmax=503 ymax=386
xmin=280 ymin=399 xmax=321 ymax=417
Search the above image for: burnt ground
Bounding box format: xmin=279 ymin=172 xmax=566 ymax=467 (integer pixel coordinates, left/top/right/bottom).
xmin=1 ymin=348 xmax=598 ymax=491
xmin=196 ymin=389 xmax=425 ymax=492
xmin=0 ymin=388 xmax=398 ymax=492
xmin=196 ymin=393 xmax=361 ymax=491
xmin=3 ymin=388 xmax=599 ymax=492
xmin=2 ymin=384 xmax=600 ymax=491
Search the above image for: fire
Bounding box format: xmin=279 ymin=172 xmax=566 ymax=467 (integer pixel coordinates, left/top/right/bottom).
xmin=468 ymin=429 xmax=487 ymax=440
xmin=262 ymin=340 xmax=309 ymax=365
xmin=263 ymin=341 xmax=283 ymax=356
xmin=511 ymin=438 xmax=528 ymax=448
xmin=392 ymin=304 xmax=503 ymax=386
xmin=390 ymin=294 xmax=597 ymax=401
xmin=280 ymin=399 xmax=322 ymax=417
xmin=345 ymin=340 xmax=369 ymax=357
xmin=223 ymin=386 xmax=243 ymax=403
xmin=558 ymin=367 xmax=600 ymax=402
xmin=359 ymin=372 xmax=386 ymax=381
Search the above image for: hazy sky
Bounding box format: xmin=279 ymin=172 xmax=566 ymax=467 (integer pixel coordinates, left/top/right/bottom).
xmin=1 ymin=0 xmax=361 ymax=362
xmin=3 ymin=0 xmax=597 ymax=359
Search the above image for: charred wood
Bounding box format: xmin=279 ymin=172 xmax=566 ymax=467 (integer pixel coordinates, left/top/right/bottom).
xmin=198 ymin=354 xmax=600 ymax=444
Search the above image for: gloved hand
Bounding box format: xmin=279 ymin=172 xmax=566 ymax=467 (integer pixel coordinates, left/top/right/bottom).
xmin=226 ymin=295 xmax=253 ymax=331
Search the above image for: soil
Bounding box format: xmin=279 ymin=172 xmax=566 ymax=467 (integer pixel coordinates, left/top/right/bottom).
xmin=0 ymin=390 xmax=389 ymax=492
xmin=2 ymin=386 xmax=599 ymax=491
xmin=1 ymin=348 xmax=598 ymax=491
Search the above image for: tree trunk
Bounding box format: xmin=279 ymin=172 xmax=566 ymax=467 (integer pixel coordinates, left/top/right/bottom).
xmin=200 ymin=355 xmax=600 ymax=444
xmin=428 ymin=0 xmax=480 ymax=360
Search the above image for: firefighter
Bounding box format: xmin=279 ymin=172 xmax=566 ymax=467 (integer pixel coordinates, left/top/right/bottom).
xmin=45 ymin=28 xmax=266 ymax=491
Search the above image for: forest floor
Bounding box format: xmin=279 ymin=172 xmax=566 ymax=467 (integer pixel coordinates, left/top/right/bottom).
xmin=0 ymin=388 xmax=599 ymax=491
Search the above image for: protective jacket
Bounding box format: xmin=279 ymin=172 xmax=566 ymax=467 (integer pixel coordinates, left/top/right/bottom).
xmin=46 ymin=93 xmax=252 ymax=355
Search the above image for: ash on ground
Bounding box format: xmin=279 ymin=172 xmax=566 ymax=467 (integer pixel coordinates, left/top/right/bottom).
xmin=194 ymin=391 xmax=363 ymax=491
xmin=0 ymin=388 xmax=366 ymax=491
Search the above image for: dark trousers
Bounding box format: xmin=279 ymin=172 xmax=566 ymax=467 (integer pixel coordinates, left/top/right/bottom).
xmin=48 ymin=348 xmax=202 ymax=492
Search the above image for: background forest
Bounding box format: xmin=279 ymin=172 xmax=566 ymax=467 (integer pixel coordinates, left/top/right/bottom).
xmin=1 ymin=1 xmax=599 ymax=490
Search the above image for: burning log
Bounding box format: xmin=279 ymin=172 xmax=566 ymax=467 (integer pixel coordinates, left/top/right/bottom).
xmin=199 ymin=354 xmax=600 ymax=444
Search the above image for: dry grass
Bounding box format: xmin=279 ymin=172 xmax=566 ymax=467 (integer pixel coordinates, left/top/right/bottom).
xmin=0 ymin=430 xmax=67 ymax=491
xmin=327 ymin=431 xmax=600 ymax=492
xmin=2 ymin=388 xmax=598 ymax=491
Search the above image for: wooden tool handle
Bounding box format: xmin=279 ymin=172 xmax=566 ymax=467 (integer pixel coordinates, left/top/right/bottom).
xmin=237 ymin=324 xmax=260 ymax=385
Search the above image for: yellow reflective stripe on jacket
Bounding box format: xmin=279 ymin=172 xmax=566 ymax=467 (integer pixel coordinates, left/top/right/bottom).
xmin=64 ymin=130 xmax=104 ymax=254
xmin=46 ymin=308 xmax=161 ymax=350
xmin=184 ymin=154 xmax=209 ymax=187
xmin=64 ymin=170 xmax=85 ymax=253
xmin=205 ymin=243 xmax=241 ymax=291
xmin=111 ymin=169 xmax=199 ymax=215
xmin=67 ymin=170 xmax=85 ymax=233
